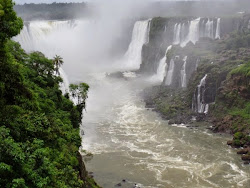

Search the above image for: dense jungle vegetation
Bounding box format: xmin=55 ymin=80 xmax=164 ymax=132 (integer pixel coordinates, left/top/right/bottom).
xmin=0 ymin=0 xmax=95 ymax=187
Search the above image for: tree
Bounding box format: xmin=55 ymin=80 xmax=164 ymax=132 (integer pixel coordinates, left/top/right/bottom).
xmin=53 ymin=55 xmax=63 ymax=75
xmin=0 ymin=0 xmax=23 ymax=48
xmin=70 ymin=83 xmax=89 ymax=107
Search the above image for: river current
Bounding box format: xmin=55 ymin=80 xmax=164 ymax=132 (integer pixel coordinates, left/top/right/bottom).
xmin=81 ymin=73 xmax=250 ymax=188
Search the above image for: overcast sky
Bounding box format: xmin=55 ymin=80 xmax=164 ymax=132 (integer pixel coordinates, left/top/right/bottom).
xmin=14 ymin=0 xmax=185 ymax=4
xmin=14 ymin=0 xmax=86 ymax=4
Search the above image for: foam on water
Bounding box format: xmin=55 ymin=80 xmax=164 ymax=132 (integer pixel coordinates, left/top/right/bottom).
xmin=81 ymin=74 xmax=250 ymax=188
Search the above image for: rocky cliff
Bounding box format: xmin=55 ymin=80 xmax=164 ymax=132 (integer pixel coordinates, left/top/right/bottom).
xmin=143 ymin=14 xmax=250 ymax=163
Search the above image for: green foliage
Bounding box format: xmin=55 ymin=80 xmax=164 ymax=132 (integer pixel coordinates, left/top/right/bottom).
xmin=0 ymin=0 xmax=23 ymax=46
xmin=70 ymin=83 xmax=89 ymax=107
xmin=53 ymin=55 xmax=64 ymax=75
xmin=219 ymin=31 xmax=250 ymax=50
xmin=0 ymin=39 xmax=89 ymax=187
xmin=230 ymin=61 xmax=250 ymax=77
xmin=234 ymin=132 xmax=244 ymax=140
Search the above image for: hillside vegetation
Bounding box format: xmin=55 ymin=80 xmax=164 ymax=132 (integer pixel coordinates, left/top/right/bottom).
xmin=0 ymin=1 xmax=99 ymax=187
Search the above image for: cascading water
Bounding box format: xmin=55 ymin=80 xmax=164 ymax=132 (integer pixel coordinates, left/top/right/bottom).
xmin=165 ymin=58 xmax=175 ymax=86
xmin=192 ymin=74 xmax=209 ymax=114
xmin=151 ymin=45 xmax=172 ymax=83
xmin=59 ymin=68 xmax=70 ymax=95
xmin=14 ymin=20 xmax=82 ymax=102
xmin=14 ymin=20 xmax=74 ymax=53
xmin=205 ymin=19 xmax=214 ymax=39
xmin=124 ymin=20 xmax=150 ymax=70
xmin=215 ymin=18 xmax=221 ymax=39
xmin=173 ymin=23 xmax=181 ymax=45
xmin=181 ymin=56 xmax=187 ymax=88
xmin=173 ymin=17 xmax=221 ymax=47
xmin=182 ymin=18 xmax=201 ymax=47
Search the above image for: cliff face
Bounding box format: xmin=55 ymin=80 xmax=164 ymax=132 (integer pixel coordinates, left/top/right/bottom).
xmin=140 ymin=15 xmax=250 ymax=78
xmin=143 ymin=14 xmax=250 ymax=163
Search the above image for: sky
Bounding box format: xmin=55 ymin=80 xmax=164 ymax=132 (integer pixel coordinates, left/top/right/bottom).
xmin=14 ymin=0 xmax=185 ymax=4
xmin=14 ymin=0 xmax=86 ymax=4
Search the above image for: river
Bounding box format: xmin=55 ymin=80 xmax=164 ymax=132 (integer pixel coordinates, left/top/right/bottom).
xmin=81 ymin=72 xmax=250 ymax=188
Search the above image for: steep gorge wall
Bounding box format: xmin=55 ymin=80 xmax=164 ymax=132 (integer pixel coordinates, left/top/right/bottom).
xmin=140 ymin=15 xmax=250 ymax=81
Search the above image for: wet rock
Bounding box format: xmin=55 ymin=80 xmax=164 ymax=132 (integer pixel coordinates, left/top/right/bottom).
xmin=107 ymin=72 xmax=124 ymax=79
xmin=115 ymin=183 xmax=122 ymax=187
xmin=168 ymin=119 xmax=175 ymax=125
xmin=241 ymin=155 xmax=250 ymax=161
xmin=237 ymin=148 xmax=248 ymax=155
xmin=243 ymin=161 xmax=250 ymax=165
xmin=227 ymin=140 xmax=233 ymax=145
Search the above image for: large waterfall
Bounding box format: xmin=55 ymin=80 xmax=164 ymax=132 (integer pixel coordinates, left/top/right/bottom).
xmin=123 ymin=20 xmax=150 ymax=70
xmin=13 ymin=21 xmax=75 ymax=53
xmin=159 ymin=17 xmax=221 ymax=88
xmin=173 ymin=18 xmax=221 ymax=47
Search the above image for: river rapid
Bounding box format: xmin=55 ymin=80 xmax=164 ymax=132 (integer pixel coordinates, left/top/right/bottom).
xmin=81 ymin=72 xmax=250 ymax=188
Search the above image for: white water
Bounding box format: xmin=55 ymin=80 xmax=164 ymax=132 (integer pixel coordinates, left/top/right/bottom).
xmin=215 ymin=18 xmax=221 ymax=39
xmin=173 ymin=17 xmax=221 ymax=47
xmin=123 ymin=20 xmax=150 ymax=70
xmin=173 ymin=23 xmax=181 ymax=45
xmin=13 ymin=21 xmax=74 ymax=53
xmin=59 ymin=68 xmax=70 ymax=95
xmin=150 ymin=45 xmax=172 ymax=83
xmin=82 ymin=73 xmax=250 ymax=188
xmin=165 ymin=58 xmax=175 ymax=86
xmin=196 ymin=74 xmax=208 ymax=113
xmin=182 ymin=18 xmax=201 ymax=47
xmin=205 ymin=19 xmax=214 ymax=39
xmin=181 ymin=56 xmax=188 ymax=88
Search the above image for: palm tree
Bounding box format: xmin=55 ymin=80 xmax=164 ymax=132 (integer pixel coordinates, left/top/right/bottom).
xmin=53 ymin=55 xmax=64 ymax=75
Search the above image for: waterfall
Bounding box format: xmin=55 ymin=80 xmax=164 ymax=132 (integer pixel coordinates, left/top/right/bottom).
xmin=181 ymin=56 xmax=187 ymax=88
xmin=173 ymin=23 xmax=181 ymax=45
xmin=215 ymin=18 xmax=221 ymax=39
xmin=146 ymin=20 xmax=151 ymax=44
xmin=151 ymin=45 xmax=172 ymax=83
xmin=124 ymin=20 xmax=150 ymax=70
xmin=192 ymin=74 xmax=209 ymax=114
xmin=14 ymin=20 xmax=74 ymax=53
xmin=205 ymin=19 xmax=214 ymax=39
xmin=165 ymin=58 xmax=175 ymax=86
xmin=172 ymin=17 xmax=221 ymax=47
xmin=14 ymin=20 xmax=80 ymax=103
xmin=182 ymin=18 xmax=201 ymax=47
xmin=59 ymin=68 xmax=70 ymax=95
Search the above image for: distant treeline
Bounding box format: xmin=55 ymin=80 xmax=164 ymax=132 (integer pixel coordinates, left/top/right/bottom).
xmin=149 ymin=0 xmax=250 ymax=17
xmin=14 ymin=3 xmax=89 ymax=21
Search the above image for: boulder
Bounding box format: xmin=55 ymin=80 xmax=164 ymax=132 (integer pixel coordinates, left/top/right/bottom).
xmin=237 ymin=148 xmax=248 ymax=154
xmin=241 ymin=155 xmax=250 ymax=161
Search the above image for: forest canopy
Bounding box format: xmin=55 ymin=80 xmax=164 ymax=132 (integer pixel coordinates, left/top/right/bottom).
xmin=0 ymin=0 xmax=93 ymax=187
